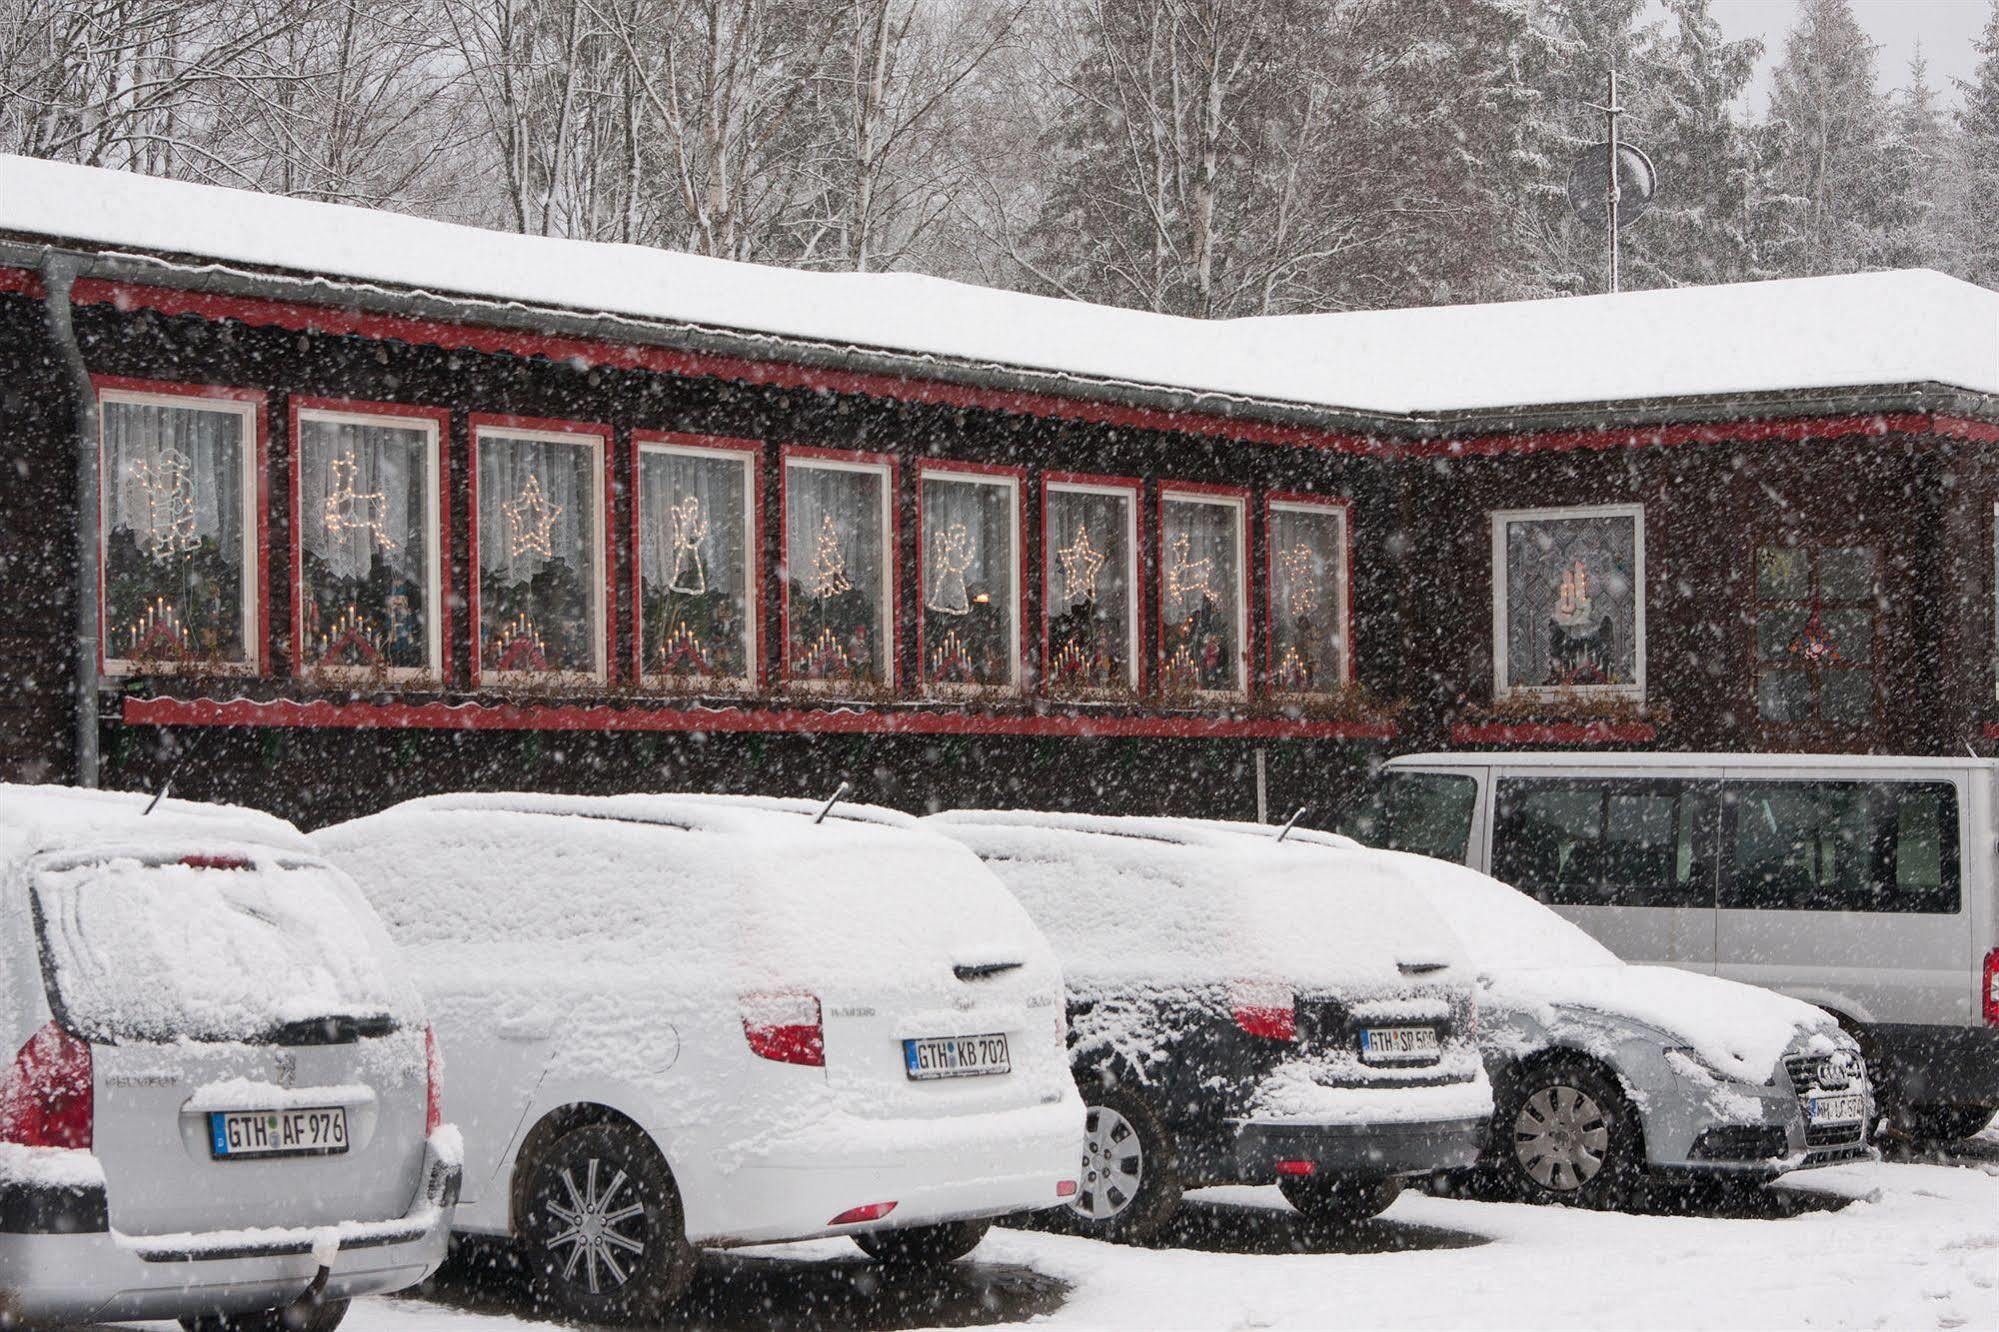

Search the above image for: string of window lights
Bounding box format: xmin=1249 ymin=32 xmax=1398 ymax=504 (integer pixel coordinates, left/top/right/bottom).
xmin=810 ymin=515 xmax=852 ymax=599
xmin=1279 ymin=544 xmax=1319 ymax=618
xmin=926 ymin=523 xmax=974 ymax=616
xmin=503 ymin=473 xmax=562 ymax=559
xmin=131 ymin=449 xmax=201 ymax=562
xmin=1165 ymin=532 xmax=1215 ymax=612
xmin=1056 ymin=526 xmax=1107 ymax=604
xmin=322 ymin=453 xmax=399 ymax=553
xmin=666 ymin=496 xmax=709 ymax=595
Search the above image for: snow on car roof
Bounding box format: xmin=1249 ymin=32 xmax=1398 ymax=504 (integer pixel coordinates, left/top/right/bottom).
xmin=6 ymin=154 xmax=1994 ymax=419
xmin=391 ymin=789 xmax=920 ymax=834
xmin=0 ymin=782 xmax=310 ymax=864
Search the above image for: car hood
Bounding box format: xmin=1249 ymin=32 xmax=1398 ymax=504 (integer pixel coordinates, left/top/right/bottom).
xmin=1482 ymin=963 xmax=1841 ymax=1085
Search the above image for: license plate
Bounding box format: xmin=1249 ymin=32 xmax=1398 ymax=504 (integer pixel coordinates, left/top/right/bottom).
xmin=903 ymin=1033 xmax=1011 ymax=1080
xmin=1359 ymin=1026 xmax=1440 ymax=1064
xmin=1806 ymin=1092 xmax=1866 ymax=1125
xmin=209 ymin=1107 xmax=350 ymax=1160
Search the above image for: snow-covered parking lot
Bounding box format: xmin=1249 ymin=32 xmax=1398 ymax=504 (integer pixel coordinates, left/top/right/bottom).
xmin=104 ymin=1135 xmax=1999 ymax=1332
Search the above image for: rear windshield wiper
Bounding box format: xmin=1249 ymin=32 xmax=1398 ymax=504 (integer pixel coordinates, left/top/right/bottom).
xmin=258 ymin=1014 xmax=399 ymax=1046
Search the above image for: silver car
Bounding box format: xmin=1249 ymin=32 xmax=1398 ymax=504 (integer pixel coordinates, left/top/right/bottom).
xmin=0 ymin=786 xmax=459 ymax=1328
xmin=1211 ymin=824 xmax=1874 ymax=1208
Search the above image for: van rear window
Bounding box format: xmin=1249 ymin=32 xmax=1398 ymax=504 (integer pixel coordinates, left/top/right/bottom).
xmin=1722 ymin=781 xmax=1961 ymax=915
xmin=1364 ymin=772 xmax=1476 ymax=863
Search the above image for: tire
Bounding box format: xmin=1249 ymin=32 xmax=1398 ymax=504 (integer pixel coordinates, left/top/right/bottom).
xmin=519 ymin=1122 xmax=698 ymax=1324
xmin=1062 ymin=1082 xmax=1182 ymax=1244
xmin=1498 ymin=1060 xmax=1644 ymax=1210
xmin=852 ymin=1218 xmax=992 ymax=1266
xmin=180 ymin=1302 xmax=347 ymax=1332
xmin=1907 ymin=1104 xmax=1998 ymax=1146
xmin=1278 ymin=1174 xmax=1403 ymax=1227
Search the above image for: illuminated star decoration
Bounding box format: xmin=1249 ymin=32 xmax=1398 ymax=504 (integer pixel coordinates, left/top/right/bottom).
xmin=810 ymin=514 xmax=852 ymax=600
xmin=503 ymin=473 xmax=562 ymax=559
xmin=1279 ymin=544 xmax=1319 ymax=618
xmin=131 ymin=448 xmax=200 ymax=562
xmin=666 ymin=495 xmax=709 ymax=595
xmin=926 ymin=523 xmax=974 ymax=616
xmin=1165 ymin=532 xmax=1214 ymax=613
xmin=1057 ymin=527 xmax=1107 ymax=605
xmin=322 ymin=453 xmax=398 ymax=553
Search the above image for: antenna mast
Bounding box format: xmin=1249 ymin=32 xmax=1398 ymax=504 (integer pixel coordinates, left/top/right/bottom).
xmin=1591 ymin=66 xmax=1625 ymax=294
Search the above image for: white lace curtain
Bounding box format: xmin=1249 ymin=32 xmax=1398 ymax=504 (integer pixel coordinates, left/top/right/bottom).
xmin=639 ymin=450 xmax=746 ymax=593
xmin=478 ymin=433 xmax=595 ymax=580
xmin=1044 ymin=489 xmax=1129 ymax=616
xmin=785 ymin=464 xmax=885 ymax=600
xmin=103 ymin=398 xmax=245 ymax=555
xmin=1162 ymin=498 xmax=1239 ymax=623
xmin=921 ymin=476 xmax=1010 ymax=607
xmin=297 ymin=416 xmax=430 ymax=585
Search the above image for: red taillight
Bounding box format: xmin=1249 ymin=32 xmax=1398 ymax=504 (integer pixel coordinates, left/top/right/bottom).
xmin=424 ymin=1024 xmax=443 ymax=1135
xmin=1274 ymin=1159 xmax=1317 ymax=1177
xmin=828 ymin=1201 xmax=896 ymax=1226
xmin=742 ymin=992 xmax=825 ymax=1067
xmin=179 ymin=854 xmax=252 ymax=870
xmin=0 ymin=1022 xmax=94 ymax=1149
xmin=1983 ymin=947 xmax=1999 ymax=1027
xmin=1056 ymin=1179 xmax=1078 ymax=1198
xmin=1230 ymin=980 xmax=1296 ymax=1043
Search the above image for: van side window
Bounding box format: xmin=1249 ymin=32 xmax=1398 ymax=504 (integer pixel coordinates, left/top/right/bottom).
xmin=1721 ymin=781 xmax=1960 ymax=914
xmin=1492 ymin=778 xmax=1717 ymax=908
xmin=1367 ymin=772 xmax=1477 ymax=862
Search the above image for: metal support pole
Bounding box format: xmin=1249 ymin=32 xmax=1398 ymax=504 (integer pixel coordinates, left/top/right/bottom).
xmin=1606 ymin=66 xmax=1622 ymax=295
xmin=1253 ymin=747 xmax=1269 ymax=824
xmin=40 ymin=253 xmax=101 ymax=788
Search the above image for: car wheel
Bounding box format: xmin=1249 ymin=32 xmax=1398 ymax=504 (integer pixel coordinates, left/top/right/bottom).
xmin=179 ymin=1302 xmax=347 ymax=1332
xmin=520 ymin=1122 xmax=697 ymax=1324
xmin=1501 ymin=1061 xmax=1643 ymax=1209
xmin=853 ymin=1218 xmax=992 ymax=1265
xmin=1062 ymin=1083 xmax=1181 ymax=1243
xmin=1906 ymin=1103 xmax=1997 ymax=1146
xmin=1278 ymin=1174 xmax=1403 ymax=1227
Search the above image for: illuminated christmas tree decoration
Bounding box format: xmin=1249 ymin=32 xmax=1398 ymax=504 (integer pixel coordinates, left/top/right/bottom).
xmin=490 ymin=611 xmax=550 ymax=673
xmin=657 ymin=619 xmax=711 ymax=675
xmin=666 ymin=496 xmax=709 ymax=595
xmin=926 ymin=523 xmax=974 ymax=616
xmin=809 ymin=514 xmax=852 ymax=599
xmin=317 ymin=603 xmax=385 ymax=666
xmin=1275 ymin=644 xmax=1311 ymax=691
xmin=123 ymin=597 xmax=190 ymax=659
xmin=1051 ymin=638 xmax=1093 ymax=683
xmin=801 ymin=624 xmax=852 ymax=677
xmin=1279 ymin=544 xmax=1320 ymax=618
xmin=1056 ymin=527 xmax=1107 ymax=605
xmin=503 ymin=473 xmax=562 ymax=559
xmin=928 ymin=627 xmax=974 ymax=681
xmin=1163 ymin=642 xmax=1199 ymax=689
xmin=321 ymin=452 xmax=398 ymax=553
xmin=131 ymin=448 xmax=200 ymax=562
xmin=1165 ymin=532 xmax=1215 ymax=613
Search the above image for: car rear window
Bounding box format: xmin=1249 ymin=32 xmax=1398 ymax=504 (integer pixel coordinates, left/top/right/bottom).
xmin=32 ymin=854 xmax=413 ymax=1044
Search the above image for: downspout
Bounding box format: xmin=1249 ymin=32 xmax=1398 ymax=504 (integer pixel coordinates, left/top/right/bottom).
xmin=39 ymin=252 xmax=100 ymax=788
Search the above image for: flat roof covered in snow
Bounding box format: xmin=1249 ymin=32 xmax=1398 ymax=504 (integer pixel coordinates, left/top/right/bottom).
xmin=2 ymin=154 xmax=1995 ymax=422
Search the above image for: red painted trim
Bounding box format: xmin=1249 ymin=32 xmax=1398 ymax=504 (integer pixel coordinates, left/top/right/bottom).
xmin=1263 ymin=493 xmax=1355 ymax=690
xmin=0 ymin=266 xmax=44 ymax=298
xmin=915 ymin=459 xmax=1028 ymax=691
xmin=778 ymin=446 xmax=900 ymax=689
xmin=90 ymin=375 xmax=270 ymax=676
xmin=1450 ymin=722 xmax=1659 ymax=745
xmin=288 ymin=397 xmax=453 ymax=682
xmin=629 ymin=431 xmax=764 ymax=686
xmin=1409 ymin=412 xmax=1940 ymax=460
xmin=1981 ymin=723 xmax=1999 ymax=741
xmin=1157 ymin=483 xmax=1252 ymax=698
xmin=119 ymin=694 xmax=1397 ymax=741
xmin=1042 ymin=473 xmax=1144 ymax=691
xmin=1938 ymin=416 xmax=1999 ymax=445
xmin=467 ymin=414 xmax=615 ymax=686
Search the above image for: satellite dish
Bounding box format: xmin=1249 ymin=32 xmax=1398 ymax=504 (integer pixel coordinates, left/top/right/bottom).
xmin=1567 ymin=142 xmax=1656 ymax=229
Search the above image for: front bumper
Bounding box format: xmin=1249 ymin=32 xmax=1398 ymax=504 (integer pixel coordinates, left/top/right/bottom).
xmin=1233 ymin=1115 xmax=1488 ymax=1182
xmin=0 ymin=1139 xmax=459 ymax=1323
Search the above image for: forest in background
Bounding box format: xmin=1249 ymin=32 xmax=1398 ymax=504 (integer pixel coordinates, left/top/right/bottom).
xmin=4 ymin=0 xmax=1996 ymax=317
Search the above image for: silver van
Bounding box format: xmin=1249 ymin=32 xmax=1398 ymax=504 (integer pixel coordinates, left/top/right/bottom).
xmin=1369 ymin=754 xmax=1999 ymax=1145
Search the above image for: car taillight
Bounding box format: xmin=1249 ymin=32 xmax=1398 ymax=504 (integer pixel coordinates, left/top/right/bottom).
xmin=0 ymin=1022 xmax=93 ymax=1149
xmin=1983 ymin=947 xmax=1999 ymax=1027
xmin=424 ymin=1024 xmax=443 ymax=1135
xmin=1230 ymin=980 xmax=1296 ymax=1043
xmin=828 ymin=1201 xmax=896 ymax=1225
xmin=742 ymin=992 xmax=825 ymax=1067
xmin=179 ymin=854 xmax=252 ymax=870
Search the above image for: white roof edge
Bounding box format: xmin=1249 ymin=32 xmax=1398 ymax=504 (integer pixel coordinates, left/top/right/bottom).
xmin=4 ymin=155 xmax=1995 ymax=419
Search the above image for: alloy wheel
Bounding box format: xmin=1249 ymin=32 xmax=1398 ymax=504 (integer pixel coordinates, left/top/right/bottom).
xmin=1513 ymin=1083 xmax=1611 ymax=1191
xmin=1074 ymin=1104 xmax=1145 ymax=1221
xmin=543 ymin=1156 xmax=648 ymax=1295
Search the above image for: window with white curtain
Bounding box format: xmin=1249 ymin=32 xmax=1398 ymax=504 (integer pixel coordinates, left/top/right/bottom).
xmin=1492 ymin=505 xmax=1644 ymax=700
xmin=637 ymin=441 xmax=755 ymax=688
xmin=920 ymin=469 xmax=1018 ymax=690
xmin=99 ymin=388 xmax=259 ymax=672
xmin=784 ymin=456 xmax=892 ymax=687
xmin=296 ymin=408 xmax=440 ymax=680
xmin=1267 ymin=499 xmax=1349 ymax=693
xmin=1160 ymin=492 xmax=1246 ymax=696
xmin=476 ymin=427 xmax=605 ymax=683
xmin=1044 ymin=482 xmax=1137 ymax=692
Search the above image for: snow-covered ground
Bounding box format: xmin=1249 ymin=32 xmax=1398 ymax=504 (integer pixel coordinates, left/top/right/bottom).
xmin=100 ymin=1138 xmax=1999 ymax=1331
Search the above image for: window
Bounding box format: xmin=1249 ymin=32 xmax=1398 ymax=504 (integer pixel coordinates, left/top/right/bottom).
xmin=473 ymin=421 xmax=608 ymax=685
xmin=1043 ymin=477 xmax=1139 ymax=693
xmin=783 ymin=451 xmax=894 ymax=688
xmin=1722 ymin=780 xmax=1960 ymax=914
xmin=1492 ymin=505 xmax=1644 ymax=699
xmin=1267 ymin=496 xmax=1350 ymax=692
xmin=1159 ymin=489 xmax=1247 ymax=697
xmin=1493 ymin=778 xmax=1717 ymax=908
xmin=1364 ymin=772 xmax=1477 ymax=863
xmin=293 ymin=403 xmax=444 ymax=681
xmin=1753 ymin=544 xmax=1876 ymax=725
xmin=919 ymin=465 xmax=1021 ymax=691
xmin=635 ymin=436 xmax=757 ymax=690
xmin=98 ymin=383 xmax=262 ymax=674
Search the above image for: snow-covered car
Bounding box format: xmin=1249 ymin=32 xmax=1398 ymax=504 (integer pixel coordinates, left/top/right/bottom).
xmin=315 ymin=793 xmax=1082 ymax=1323
xmin=1225 ymin=823 xmax=1876 ymax=1207
xmin=925 ymin=811 xmax=1492 ymax=1240
xmin=0 ymin=785 xmax=459 ymax=1330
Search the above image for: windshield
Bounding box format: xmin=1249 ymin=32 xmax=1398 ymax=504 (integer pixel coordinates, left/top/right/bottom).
xmin=1350 ymin=772 xmax=1477 ymax=863
xmin=32 ymin=854 xmax=413 ymax=1044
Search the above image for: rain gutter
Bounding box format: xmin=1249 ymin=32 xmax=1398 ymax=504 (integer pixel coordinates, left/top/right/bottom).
xmin=35 ymin=250 xmax=100 ymax=787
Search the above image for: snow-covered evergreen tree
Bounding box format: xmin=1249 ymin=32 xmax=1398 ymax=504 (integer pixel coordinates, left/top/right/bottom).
xmin=1957 ymin=0 xmax=1999 ymax=287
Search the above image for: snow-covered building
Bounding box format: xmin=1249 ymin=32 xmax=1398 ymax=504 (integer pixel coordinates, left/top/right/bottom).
xmin=1 ymin=155 xmax=1995 ymax=825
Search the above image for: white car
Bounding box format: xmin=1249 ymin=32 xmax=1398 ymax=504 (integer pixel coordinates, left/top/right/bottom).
xmin=0 ymin=785 xmax=459 ymax=1330
xmin=315 ymin=793 xmax=1082 ymax=1323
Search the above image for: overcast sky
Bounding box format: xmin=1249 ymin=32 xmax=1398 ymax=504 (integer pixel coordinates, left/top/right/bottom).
xmin=1705 ymin=0 xmax=1990 ymax=107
